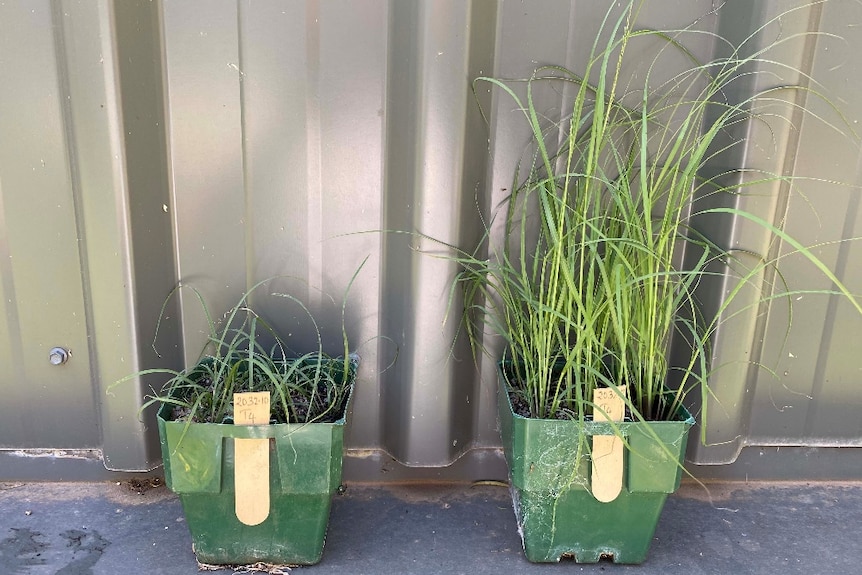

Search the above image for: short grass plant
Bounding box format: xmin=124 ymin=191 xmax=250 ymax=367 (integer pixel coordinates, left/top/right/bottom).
xmin=111 ymin=275 xmax=361 ymax=426
xmin=454 ymin=0 xmax=859 ymax=432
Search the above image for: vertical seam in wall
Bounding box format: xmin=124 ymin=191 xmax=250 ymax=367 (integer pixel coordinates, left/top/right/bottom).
xmin=306 ymin=0 xmax=323 ymax=306
xmin=50 ymin=0 xmax=102 ymax=443
xmin=0 ymin=182 xmax=25 ymax=397
xmin=99 ymin=0 xmax=146 ymax=468
xmin=237 ymin=0 xmax=252 ymax=294
xmin=379 ymin=0 xmax=419 ymax=461
xmin=102 ymin=0 xmax=136 ymax=366
xmin=377 ymin=0 xmax=395 ymax=451
xmin=478 ymin=0 xmax=505 ymax=382
xmin=155 ymin=0 xmax=188 ymax=358
xmin=480 ymin=1 xmax=502 ymax=448
xmin=463 ymin=0 xmax=498 ymax=450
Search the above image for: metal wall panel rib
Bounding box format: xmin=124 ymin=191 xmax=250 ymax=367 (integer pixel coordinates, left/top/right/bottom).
xmin=1 ymin=0 xmax=861 ymax=480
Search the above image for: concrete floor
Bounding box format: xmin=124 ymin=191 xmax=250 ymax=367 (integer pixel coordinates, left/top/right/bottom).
xmin=0 ymin=480 xmax=858 ymax=574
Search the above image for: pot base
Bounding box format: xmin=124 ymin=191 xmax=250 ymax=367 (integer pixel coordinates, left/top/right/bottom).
xmin=512 ymin=485 xmax=669 ymax=563
xmin=180 ymin=492 xmax=332 ymax=565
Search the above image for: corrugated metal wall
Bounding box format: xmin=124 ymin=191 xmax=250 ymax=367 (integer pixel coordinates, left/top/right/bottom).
xmin=0 ymin=0 xmax=180 ymax=477
xmin=676 ymin=0 xmax=862 ymax=469
xmin=1 ymin=0 xmax=861 ymax=481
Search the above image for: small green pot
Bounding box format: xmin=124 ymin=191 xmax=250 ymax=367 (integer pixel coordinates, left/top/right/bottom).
xmin=498 ymin=365 xmax=693 ymax=564
xmin=157 ymin=382 xmax=353 ymax=565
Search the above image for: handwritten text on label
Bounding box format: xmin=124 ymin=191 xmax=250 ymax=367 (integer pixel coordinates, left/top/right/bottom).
xmin=234 ymin=392 xmax=270 ymax=426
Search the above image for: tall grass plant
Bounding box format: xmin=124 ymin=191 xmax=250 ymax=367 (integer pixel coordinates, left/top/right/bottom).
xmin=454 ymin=0 xmax=859 ymax=430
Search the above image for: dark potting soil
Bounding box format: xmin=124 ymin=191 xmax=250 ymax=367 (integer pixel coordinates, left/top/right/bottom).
xmin=169 ymin=389 xmax=347 ymax=425
xmin=507 ymin=389 xmax=642 ymax=421
xmin=508 ymin=391 xmax=575 ymax=420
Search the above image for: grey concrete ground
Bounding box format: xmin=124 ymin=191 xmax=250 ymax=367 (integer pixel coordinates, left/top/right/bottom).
xmin=0 ymin=480 xmax=858 ymax=575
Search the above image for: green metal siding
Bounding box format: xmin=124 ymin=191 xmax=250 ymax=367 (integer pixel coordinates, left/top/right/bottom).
xmin=1 ymin=0 xmax=860 ymax=480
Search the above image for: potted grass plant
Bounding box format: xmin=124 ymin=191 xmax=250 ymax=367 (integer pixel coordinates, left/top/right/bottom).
xmin=112 ymin=279 xmax=359 ymax=566
xmin=451 ymin=0 xmax=860 ymax=564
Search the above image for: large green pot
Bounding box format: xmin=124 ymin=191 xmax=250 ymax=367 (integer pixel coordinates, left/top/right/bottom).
xmin=158 ymin=384 xmax=352 ymax=565
xmin=497 ymin=365 xmax=693 ymax=564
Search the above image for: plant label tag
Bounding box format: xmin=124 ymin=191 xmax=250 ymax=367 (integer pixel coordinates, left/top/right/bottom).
xmin=234 ymin=391 xmax=270 ymax=425
xmin=234 ymin=391 xmax=270 ymax=526
xmin=591 ymin=385 xmax=627 ymax=503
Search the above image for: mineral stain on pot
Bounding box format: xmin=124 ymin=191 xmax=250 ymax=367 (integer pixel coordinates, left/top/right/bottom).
xmin=55 ymin=529 xmax=110 ymax=575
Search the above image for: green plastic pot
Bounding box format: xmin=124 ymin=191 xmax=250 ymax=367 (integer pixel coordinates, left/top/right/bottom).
xmin=497 ymin=365 xmax=694 ymax=564
xmin=157 ymin=384 xmax=353 ymax=565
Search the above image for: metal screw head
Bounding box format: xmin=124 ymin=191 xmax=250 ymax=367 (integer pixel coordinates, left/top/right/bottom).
xmin=49 ymin=347 xmax=70 ymax=365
